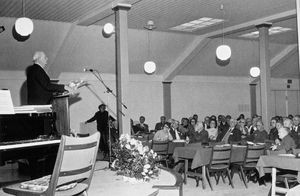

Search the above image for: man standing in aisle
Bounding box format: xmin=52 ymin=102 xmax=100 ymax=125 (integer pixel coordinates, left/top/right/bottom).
xmin=85 ymin=104 xmax=109 ymax=158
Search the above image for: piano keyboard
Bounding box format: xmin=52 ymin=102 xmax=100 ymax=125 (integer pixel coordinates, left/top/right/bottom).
xmin=0 ymin=139 xmax=61 ymax=150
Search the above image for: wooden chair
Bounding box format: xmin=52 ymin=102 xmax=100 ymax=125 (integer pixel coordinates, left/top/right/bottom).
xmin=152 ymin=140 xmax=169 ymax=168
xmin=3 ymin=132 xmax=100 ymax=196
xmin=206 ymin=144 xmax=233 ymax=190
xmin=232 ymin=144 xmax=265 ymax=188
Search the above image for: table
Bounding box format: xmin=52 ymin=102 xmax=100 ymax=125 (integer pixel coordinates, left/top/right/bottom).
xmin=91 ymin=163 xmax=180 ymax=196
xmin=172 ymin=144 xmax=247 ymax=188
xmin=257 ymin=155 xmax=300 ymax=196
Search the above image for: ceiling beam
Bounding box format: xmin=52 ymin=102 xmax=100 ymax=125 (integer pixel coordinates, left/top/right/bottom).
xmin=205 ymin=9 xmax=296 ymax=38
xmin=162 ymin=37 xmax=210 ymax=82
xmin=250 ymin=44 xmax=297 ymax=84
xmin=76 ymin=0 xmax=141 ymax=26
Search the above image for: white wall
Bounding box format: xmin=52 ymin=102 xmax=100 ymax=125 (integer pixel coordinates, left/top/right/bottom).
xmin=172 ymin=75 xmax=251 ymax=122
xmin=1 ymin=71 xmax=299 ymax=134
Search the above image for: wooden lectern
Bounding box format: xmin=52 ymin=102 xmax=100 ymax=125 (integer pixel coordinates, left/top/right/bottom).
xmin=52 ymin=93 xmax=70 ymax=136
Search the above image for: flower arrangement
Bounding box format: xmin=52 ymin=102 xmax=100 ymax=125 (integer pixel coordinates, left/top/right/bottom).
xmin=111 ymin=134 xmax=160 ymax=181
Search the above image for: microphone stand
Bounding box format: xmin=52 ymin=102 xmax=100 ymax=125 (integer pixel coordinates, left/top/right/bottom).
xmin=89 ymin=70 xmax=127 ymax=167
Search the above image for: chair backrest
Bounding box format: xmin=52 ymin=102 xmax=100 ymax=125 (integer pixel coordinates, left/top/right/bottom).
xmin=209 ymin=145 xmax=232 ymax=166
xmin=46 ymin=132 xmax=100 ymax=195
xmin=152 ymin=141 xmax=169 ymax=155
xmin=244 ymin=144 xmax=265 ymax=164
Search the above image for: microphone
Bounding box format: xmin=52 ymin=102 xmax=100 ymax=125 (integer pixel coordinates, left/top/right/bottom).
xmin=83 ymin=68 xmax=94 ymax=72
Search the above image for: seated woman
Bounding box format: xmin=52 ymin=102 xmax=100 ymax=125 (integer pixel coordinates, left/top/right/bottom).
xmin=153 ymin=123 xmax=173 ymax=142
xmin=271 ymin=127 xmax=296 ymax=154
xmin=206 ymin=119 xmax=218 ymax=141
xmin=188 ymin=122 xmax=209 ymax=145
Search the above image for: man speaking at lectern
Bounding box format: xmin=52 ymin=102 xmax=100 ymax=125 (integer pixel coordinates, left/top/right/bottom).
xmin=26 ymin=51 xmax=70 ymax=105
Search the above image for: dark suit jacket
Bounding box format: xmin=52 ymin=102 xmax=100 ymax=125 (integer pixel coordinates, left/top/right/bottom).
xmin=228 ymin=128 xmax=242 ymax=144
xmin=290 ymin=125 xmax=300 ymax=148
xmin=277 ymin=134 xmax=296 ymax=154
xmin=26 ymin=64 xmax=65 ymax=104
xmin=169 ymin=128 xmax=186 ymax=140
xmin=154 ymin=122 xmax=165 ymax=131
xmin=134 ymin=123 xmax=149 ymax=134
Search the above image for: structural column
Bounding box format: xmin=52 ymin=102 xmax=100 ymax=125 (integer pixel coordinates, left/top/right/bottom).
xmin=113 ymin=4 xmax=131 ymax=135
xmin=296 ymin=0 xmax=300 ymax=89
xmin=249 ymin=83 xmax=257 ymax=117
xmin=256 ymin=23 xmax=272 ymax=126
xmin=162 ymin=81 xmax=172 ymax=119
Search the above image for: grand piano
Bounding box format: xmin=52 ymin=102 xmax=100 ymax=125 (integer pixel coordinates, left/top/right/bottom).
xmin=0 ymin=95 xmax=70 ymax=180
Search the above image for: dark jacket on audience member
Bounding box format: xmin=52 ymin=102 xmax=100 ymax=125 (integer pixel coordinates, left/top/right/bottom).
xmin=228 ymin=128 xmax=242 ymax=144
xmin=277 ymin=134 xmax=296 ymax=154
xmin=251 ymin=130 xmax=268 ymax=143
xmin=169 ymin=128 xmax=186 ymax=140
xmin=290 ymin=125 xmax=300 ymax=148
xmin=188 ymin=129 xmax=209 ymax=144
xmin=154 ymin=122 xmax=166 ymax=131
xmin=269 ymin=127 xmax=279 ymax=141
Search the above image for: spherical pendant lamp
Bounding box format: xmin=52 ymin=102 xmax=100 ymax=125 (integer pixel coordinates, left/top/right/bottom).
xmin=102 ymin=23 xmax=115 ymax=38
xmin=250 ymin=66 xmax=260 ymax=77
xmin=216 ymin=44 xmax=231 ymax=61
xmin=144 ymin=61 xmax=156 ymax=74
xmin=15 ymin=17 xmax=34 ymax=36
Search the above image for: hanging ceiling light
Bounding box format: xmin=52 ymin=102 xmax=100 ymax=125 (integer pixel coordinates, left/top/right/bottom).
xmin=144 ymin=20 xmax=156 ymax=75
xmin=15 ymin=0 xmax=34 ymax=36
xmin=250 ymin=66 xmax=260 ymax=77
xmin=216 ymin=4 xmax=231 ymax=62
xmin=102 ymin=23 xmax=115 ymax=38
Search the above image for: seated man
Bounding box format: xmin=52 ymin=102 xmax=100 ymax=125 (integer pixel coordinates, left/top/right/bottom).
xmin=249 ymin=119 xmax=268 ymax=143
xmin=153 ymin=123 xmax=173 ymax=142
xmin=188 ymin=122 xmax=209 ymax=144
xmin=134 ymin=116 xmax=149 ymax=134
xmin=271 ymin=127 xmax=296 ymax=154
xmin=154 ymin=116 xmax=167 ymax=131
xmin=170 ymin=120 xmax=186 ymax=140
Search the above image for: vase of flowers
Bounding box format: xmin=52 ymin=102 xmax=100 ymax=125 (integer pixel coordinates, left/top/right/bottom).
xmin=111 ymin=134 xmax=160 ymax=182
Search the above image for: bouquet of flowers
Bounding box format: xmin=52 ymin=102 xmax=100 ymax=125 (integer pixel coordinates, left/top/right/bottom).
xmin=111 ymin=134 xmax=160 ymax=181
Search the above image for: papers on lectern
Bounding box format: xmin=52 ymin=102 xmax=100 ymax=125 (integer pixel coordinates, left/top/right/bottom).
xmin=0 ymin=90 xmax=15 ymax=114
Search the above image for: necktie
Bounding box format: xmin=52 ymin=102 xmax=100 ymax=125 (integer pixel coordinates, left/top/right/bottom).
xmin=175 ymin=129 xmax=181 ymax=140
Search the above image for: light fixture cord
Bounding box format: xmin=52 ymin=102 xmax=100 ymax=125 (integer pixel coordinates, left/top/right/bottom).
xmin=147 ymin=30 xmax=150 ymax=60
xmin=22 ymin=0 xmax=25 ymax=17
xmin=221 ymin=4 xmax=225 ymax=45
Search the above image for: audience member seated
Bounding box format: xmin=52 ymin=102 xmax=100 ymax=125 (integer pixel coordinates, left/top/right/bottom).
xmin=291 ymin=115 xmax=300 ymax=148
xmin=237 ymin=118 xmax=247 ymax=140
xmin=216 ymin=115 xmax=229 ymax=141
xmin=268 ymin=116 xmax=279 ymax=142
xmin=170 ymin=120 xmax=186 ymax=140
xmin=188 ymin=118 xmax=196 ymax=132
xmin=218 ymin=118 xmax=241 ymax=144
xmin=271 ymin=127 xmax=296 ymax=154
xmin=179 ymin=118 xmax=190 ymax=135
xmin=134 ymin=116 xmax=149 ymax=134
xmin=204 ymin=116 xmax=210 ymax=129
xmin=250 ymin=119 xmax=268 ymax=143
xmin=154 ymin=116 xmax=167 ymax=131
xmin=206 ymin=119 xmax=218 ymax=141
xmin=192 ymin=114 xmax=198 ymax=124
xmin=188 ymin=122 xmax=209 ymax=144
xmin=284 ymin=117 xmax=293 ymax=131
xmin=153 ymin=123 xmax=173 ymax=142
